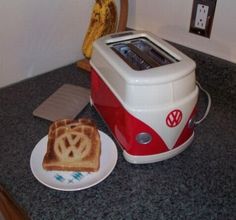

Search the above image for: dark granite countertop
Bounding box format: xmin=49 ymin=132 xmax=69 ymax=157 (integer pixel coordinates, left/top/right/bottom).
xmin=0 ymin=44 xmax=235 ymax=220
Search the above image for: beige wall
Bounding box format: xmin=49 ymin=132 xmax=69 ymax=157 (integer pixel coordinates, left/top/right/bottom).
xmin=1 ymin=0 xmax=235 ymax=88
xmin=127 ymin=0 xmax=236 ymax=63
xmin=0 ymin=0 xmax=93 ymax=88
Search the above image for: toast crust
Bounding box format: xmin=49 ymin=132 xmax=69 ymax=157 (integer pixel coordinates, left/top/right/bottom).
xmin=42 ymin=118 xmax=101 ymax=172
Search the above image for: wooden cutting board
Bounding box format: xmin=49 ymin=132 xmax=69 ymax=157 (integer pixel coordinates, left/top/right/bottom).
xmin=0 ymin=185 xmax=29 ymax=220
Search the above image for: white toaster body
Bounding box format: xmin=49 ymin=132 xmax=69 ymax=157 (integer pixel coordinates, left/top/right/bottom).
xmin=90 ymin=31 xmax=199 ymax=164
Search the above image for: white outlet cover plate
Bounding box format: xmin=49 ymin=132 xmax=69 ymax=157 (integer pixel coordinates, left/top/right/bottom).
xmin=194 ymin=4 xmax=209 ymax=29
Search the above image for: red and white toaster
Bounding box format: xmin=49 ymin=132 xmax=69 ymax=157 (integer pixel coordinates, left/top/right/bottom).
xmin=90 ymin=31 xmax=199 ymax=164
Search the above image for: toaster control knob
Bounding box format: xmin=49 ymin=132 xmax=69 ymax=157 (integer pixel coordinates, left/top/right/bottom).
xmin=136 ymin=132 xmax=152 ymax=144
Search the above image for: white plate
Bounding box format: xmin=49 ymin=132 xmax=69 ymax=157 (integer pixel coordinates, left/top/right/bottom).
xmin=30 ymin=131 xmax=118 ymax=191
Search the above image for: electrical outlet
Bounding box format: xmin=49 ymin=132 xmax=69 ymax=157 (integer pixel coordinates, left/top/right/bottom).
xmin=189 ymin=0 xmax=217 ymax=38
xmin=195 ymin=4 xmax=209 ymax=29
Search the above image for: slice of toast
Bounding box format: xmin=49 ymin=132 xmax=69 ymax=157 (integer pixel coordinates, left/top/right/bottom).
xmin=42 ymin=118 xmax=101 ymax=172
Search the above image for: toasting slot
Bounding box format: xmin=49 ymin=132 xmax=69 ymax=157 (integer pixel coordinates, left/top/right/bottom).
xmin=109 ymin=37 xmax=179 ymax=70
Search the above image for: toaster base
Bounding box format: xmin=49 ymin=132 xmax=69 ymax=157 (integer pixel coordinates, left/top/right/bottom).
xmin=123 ymin=133 xmax=194 ymax=164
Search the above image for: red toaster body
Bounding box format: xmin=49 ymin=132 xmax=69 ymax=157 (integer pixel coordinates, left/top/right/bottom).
xmin=90 ymin=31 xmax=198 ymax=163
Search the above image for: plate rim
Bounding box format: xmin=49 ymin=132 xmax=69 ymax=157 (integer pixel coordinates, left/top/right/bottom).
xmin=30 ymin=130 xmax=118 ymax=191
